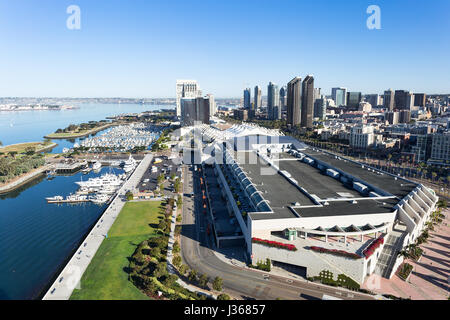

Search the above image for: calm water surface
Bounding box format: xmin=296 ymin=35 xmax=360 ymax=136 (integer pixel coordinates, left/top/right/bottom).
xmin=0 ymin=104 xmax=170 ymax=300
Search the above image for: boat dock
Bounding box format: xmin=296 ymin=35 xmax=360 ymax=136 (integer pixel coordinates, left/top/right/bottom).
xmin=42 ymin=154 xmax=153 ymax=300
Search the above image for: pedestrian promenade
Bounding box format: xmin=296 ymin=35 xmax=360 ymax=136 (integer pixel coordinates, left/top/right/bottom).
xmin=43 ymin=154 xmax=153 ymax=300
xmin=362 ymin=208 xmax=449 ymax=300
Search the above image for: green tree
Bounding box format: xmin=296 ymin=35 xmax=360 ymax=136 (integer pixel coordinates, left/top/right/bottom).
xmin=172 ymin=255 xmax=182 ymax=268
xmin=188 ymin=269 xmax=198 ymax=283
xmin=212 ymin=276 xmax=223 ymax=291
xmin=217 ymin=294 xmax=231 ymax=300
xmin=125 ymin=191 xmax=134 ymax=201
xmin=198 ymin=274 xmax=209 ymax=288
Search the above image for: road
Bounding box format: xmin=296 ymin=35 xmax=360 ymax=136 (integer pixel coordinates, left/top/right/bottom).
xmin=179 ymin=164 xmax=375 ymax=300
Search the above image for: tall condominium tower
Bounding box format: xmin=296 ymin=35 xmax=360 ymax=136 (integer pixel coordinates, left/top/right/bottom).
xmin=206 ymin=94 xmax=216 ymax=116
xmin=384 ymin=89 xmax=395 ymax=111
xmin=394 ymin=90 xmax=409 ymax=110
xmin=414 ymin=93 xmax=427 ymax=107
xmin=176 ymin=80 xmax=201 ymax=117
xmin=254 ymin=86 xmax=262 ymax=111
xmin=301 ymin=75 xmax=314 ymax=128
xmin=347 ymin=92 xmax=362 ymax=109
xmin=279 ymin=86 xmax=287 ymax=110
xmin=267 ymin=82 xmax=280 ymax=120
xmin=243 ymin=88 xmax=252 ymax=109
xmin=287 ymin=77 xmax=302 ymax=126
xmin=331 ymin=87 xmax=347 ymax=107
xmin=180 ymin=97 xmax=210 ymax=126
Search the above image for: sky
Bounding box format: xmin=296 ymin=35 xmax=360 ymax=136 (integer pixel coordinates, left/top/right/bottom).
xmin=0 ymin=0 xmax=449 ymax=98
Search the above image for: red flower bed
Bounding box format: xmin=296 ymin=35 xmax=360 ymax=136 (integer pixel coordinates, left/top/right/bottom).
xmin=252 ymin=238 xmax=298 ymax=251
xmin=363 ymin=236 xmax=384 ymax=259
xmin=310 ymin=246 xmax=361 ymax=260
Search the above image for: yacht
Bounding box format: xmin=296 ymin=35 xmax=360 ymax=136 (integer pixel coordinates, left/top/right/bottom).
xmin=75 ymin=173 xmax=124 ymax=188
xmin=92 ymin=161 xmax=102 ymax=170
xmin=121 ymin=155 xmax=137 ymax=173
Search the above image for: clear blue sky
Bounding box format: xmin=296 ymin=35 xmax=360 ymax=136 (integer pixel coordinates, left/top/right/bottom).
xmin=0 ymin=0 xmax=449 ymax=98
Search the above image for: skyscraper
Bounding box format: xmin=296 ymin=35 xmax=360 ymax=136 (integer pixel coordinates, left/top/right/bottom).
xmin=181 ymin=97 xmax=210 ymax=126
xmin=414 ymin=93 xmax=427 ymax=107
xmin=287 ymin=77 xmax=302 ymax=126
xmin=279 ymin=86 xmax=287 ymax=111
xmin=332 ymin=87 xmax=347 ymax=107
xmin=267 ymin=82 xmax=279 ymax=120
xmin=254 ymin=86 xmax=262 ymax=111
xmin=383 ymin=89 xmax=395 ymax=111
xmin=314 ymin=95 xmax=327 ymax=120
xmin=243 ymin=88 xmax=252 ymax=109
xmin=206 ymin=94 xmax=216 ymax=116
xmin=394 ymin=90 xmax=409 ymax=110
xmin=301 ymin=75 xmax=314 ymax=128
xmin=346 ymin=92 xmax=362 ymax=109
xmin=176 ymin=80 xmax=201 ymax=117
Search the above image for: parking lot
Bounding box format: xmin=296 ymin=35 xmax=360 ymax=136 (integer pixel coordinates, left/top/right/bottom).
xmin=136 ymin=156 xmax=182 ymax=197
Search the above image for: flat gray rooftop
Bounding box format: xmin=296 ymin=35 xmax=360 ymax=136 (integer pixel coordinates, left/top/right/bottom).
xmin=237 ymin=152 xmax=311 ymax=219
xmin=228 ymin=149 xmax=408 ymax=221
xmin=303 ymin=149 xmax=418 ymax=198
xmin=274 ymin=159 xmax=361 ymax=200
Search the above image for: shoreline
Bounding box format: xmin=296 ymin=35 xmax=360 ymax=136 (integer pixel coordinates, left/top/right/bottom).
xmin=0 ymin=164 xmax=53 ymax=195
xmin=42 ymin=154 xmax=153 ymax=300
xmin=44 ymin=123 xmax=116 ymax=140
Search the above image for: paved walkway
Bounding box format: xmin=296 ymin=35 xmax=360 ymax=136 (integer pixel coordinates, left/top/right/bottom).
xmin=362 ymin=208 xmax=450 ymax=300
xmin=43 ymin=154 xmax=153 ymax=300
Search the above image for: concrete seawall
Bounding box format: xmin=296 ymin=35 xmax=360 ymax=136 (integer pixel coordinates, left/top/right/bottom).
xmin=0 ymin=165 xmax=52 ymax=195
xmin=42 ymin=154 xmax=153 ymax=300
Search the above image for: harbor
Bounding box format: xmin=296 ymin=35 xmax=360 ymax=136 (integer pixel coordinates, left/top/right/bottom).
xmin=0 ymin=103 xmax=170 ymax=300
xmin=46 ymin=156 xmax=138 ymax=205
xmin=43 ymin=154 xmax=154 ymax=300
xmin=79 ymin=123 xmax=161 ymax=152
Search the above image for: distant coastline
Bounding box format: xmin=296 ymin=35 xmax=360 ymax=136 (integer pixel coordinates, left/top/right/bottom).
xmin=0 ymin=105 xmax=78 ymax=112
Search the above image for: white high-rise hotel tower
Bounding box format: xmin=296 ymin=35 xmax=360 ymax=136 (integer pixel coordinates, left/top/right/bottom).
xmin=176 ymin=80 xmax=202 ymax=117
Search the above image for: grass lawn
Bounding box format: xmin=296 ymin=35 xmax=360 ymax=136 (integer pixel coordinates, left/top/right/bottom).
xmin=70 ymin=201 xmax=164 ymax=300
xmin=45 ymin=124 xmax=112 ymax=139
xmin=0 ymin=141 xmax=54 ymax=154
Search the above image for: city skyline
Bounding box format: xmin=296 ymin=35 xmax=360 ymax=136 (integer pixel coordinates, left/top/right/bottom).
xmin=0 ymin=0 xmax=449 ymax=98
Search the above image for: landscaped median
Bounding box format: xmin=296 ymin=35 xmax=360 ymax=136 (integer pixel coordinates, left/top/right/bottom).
xmin=70 ymin=201 xmax=162 ymax=300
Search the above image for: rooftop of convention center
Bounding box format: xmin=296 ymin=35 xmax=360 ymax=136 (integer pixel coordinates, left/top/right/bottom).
xmin=219 ymin=136 xmax=419 ymax=221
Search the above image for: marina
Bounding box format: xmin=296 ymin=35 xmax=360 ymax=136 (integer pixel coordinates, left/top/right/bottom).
xmin=79 ymin=123 xmax=161 ymax=152
xmin=0 ymin=103 xmax=170 ymax=300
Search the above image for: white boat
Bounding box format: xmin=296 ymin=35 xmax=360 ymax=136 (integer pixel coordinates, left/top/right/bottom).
xmin=90 ymin=194 xmax=110 ymax=204
xmin=92 ymin=161 xmax=102 ymax=170
xmin=75 ymin=173 xmax=123 ymax=188
xmin=121 ymin=155 xmax=137 ymax=173
xmin=46 ymin=196 xmax=63 ymax=202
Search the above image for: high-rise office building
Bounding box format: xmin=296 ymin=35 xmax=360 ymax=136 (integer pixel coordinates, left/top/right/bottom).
xmin=346 ymin=92 xmax=362 ymax=109
xmin=384 ymin=89 xmax=395 ymax=111
xmin=399 ymin=110 xmax=411 ymax=123
xmin=394 ymin=90 xmax=409 ymax=110
xmin=267 ymin=82 xmax=280 ymax=120
xmin=431 ymin=132 xmax=450 ymax=162
xmin=332 ymin=87 xmax=347 ymax=107
xmin=367 ymin=94 xmax=381 ymax=107
xmin=385 ymin=111 xmax=399 ymax=125
xmin=314 ymin=95 xmax=327 ymax=120
xmin=243 ymin=88 xmax=252 ymax=110
xmin=414 ymin=93 xmax=427 ymax=107
xmin=279 ymin=86 xmax=287 ymax=111
xmin=287 ymin=77 xmax=302 ymax=126
xmin=206 ymin=94 xmax=216 ymax=116
xmin=314 ymin=88 xmax=321 ymax=101
xmin=406 ymin=92 xmax=415 ymax=110
xmin=254 ymin=86 xmax=262 ymax=111
xmin=176 ymin=80 xmax=201 ymax=117
xmin=180 ymin=97 xmax=210 ymax=126
xmin=301 ymin=75 xmax=314 ymax=128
